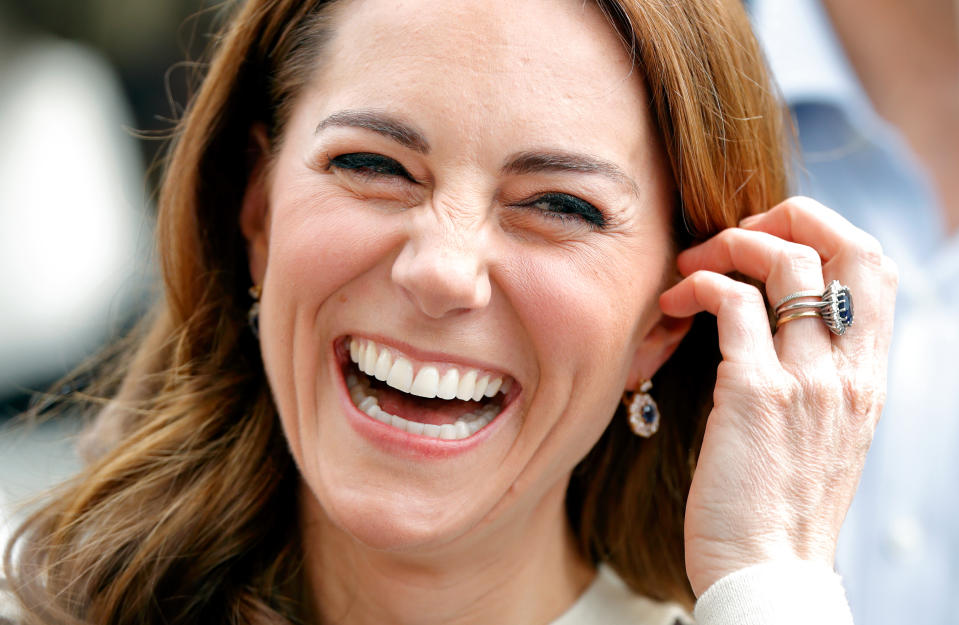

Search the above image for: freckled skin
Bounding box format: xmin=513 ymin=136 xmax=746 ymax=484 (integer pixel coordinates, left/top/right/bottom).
xmin=241 ymin=0 xmax=686 ymax=620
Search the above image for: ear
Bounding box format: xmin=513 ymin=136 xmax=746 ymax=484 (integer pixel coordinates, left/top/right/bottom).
xmin=625 ymin=313 xmax=694 ymax=390
xmin=239 ymin=123 xmax=272 ymax=286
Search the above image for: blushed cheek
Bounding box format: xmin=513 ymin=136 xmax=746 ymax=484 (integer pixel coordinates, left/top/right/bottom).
xmin=257 ymin=197 xmax=404 ymax=446
xmin=269 ymin=200 xmax=401 ymax=299
xmin=504 ymin=248 xmax=664 ymax=386
xmin=512 ymin=250 xmax=667 ymax=473
xmin=262 ymin=202 xmax=402 ymax=353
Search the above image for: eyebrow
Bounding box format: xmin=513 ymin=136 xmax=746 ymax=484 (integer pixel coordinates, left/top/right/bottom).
xmin=315 ymin=110 xmax=430 ymax=153
xmin=502 ymin=151 xmax=641 ymax=200
xmin=314 ymin=111 xmax=639 ymax=199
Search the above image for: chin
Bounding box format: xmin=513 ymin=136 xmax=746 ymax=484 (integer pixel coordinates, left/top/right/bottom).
xmin=310 ymin=482 xmax=490 ymax=553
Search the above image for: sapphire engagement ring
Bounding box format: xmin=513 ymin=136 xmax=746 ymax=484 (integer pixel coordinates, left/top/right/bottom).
xmin=775 ymin=280 xmax=854 ymax=336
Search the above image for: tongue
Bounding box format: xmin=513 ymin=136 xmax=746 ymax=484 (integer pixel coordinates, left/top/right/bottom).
xmin=375 ymin=383 xmax=484 ymax=426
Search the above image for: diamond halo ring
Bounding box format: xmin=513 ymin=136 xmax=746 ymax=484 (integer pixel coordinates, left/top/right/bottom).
xmin=775 ymin=280 xmax=854 ymax=336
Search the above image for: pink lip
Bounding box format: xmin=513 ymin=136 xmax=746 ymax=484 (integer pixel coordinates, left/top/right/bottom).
xmin=330 ymin=337 xmax=519 ymax=460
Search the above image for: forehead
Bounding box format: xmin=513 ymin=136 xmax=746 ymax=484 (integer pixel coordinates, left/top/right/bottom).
xmin=304 ymin=0 xmax=658 ymax=171
xmin=327 ymin=0 xmax=633 ymax=71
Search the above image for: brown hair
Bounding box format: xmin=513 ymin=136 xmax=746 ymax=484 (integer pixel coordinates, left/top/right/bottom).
xmin=3 ymin=0 xmax=787 ymax=622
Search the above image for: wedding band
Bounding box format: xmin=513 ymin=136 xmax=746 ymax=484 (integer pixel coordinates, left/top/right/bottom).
xmin=774 ymin=280 xmax=854 ymax=336
xmin=776 ymin=300 xmax=827 ymax=314
xmin=774 ymin=288 xmax=822 ymax=310
xmin=776 ymin=310 xmax=821 ymax=328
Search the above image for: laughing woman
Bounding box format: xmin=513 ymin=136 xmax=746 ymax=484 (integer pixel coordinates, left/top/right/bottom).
xmin=2 ymin=0 xmax=896 ymax=623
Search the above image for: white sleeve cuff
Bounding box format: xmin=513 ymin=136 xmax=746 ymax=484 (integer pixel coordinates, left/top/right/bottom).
xmin=693 ymin=560 xmax=854 ymax=625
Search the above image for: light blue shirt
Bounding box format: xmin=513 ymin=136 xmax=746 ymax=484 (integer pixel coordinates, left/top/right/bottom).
xmin=751 ymin=1 xmax=959 ymax=623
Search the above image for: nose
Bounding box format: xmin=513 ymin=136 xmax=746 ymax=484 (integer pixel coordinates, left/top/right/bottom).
xmin=391 ymin=214 xmax=492 ymax=319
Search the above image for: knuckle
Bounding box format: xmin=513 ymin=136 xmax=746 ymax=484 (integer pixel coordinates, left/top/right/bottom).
xmin=729 ymin=281 xmax=764 ymax=308
xmin=718 ymin=227 xmax=754 ymax=257
xmin=777 ymin=195 xmax=826 ymax=217
xmin=843 ymin=375 xmax=886 ymax=425
xmin=772 ymin=377 xmax=803 ymax=413
xmin=779 ymin=242 xmax=822 ymax=275
xmin=688 ymin=269 xmax=715 ymax=288
xmin=852 ymin=232 xmax=884 ymax=268
xmin=717 ymin=226 xmax=741 ymax=243
xmin=716 ymin=228 xmax=740 ymax=254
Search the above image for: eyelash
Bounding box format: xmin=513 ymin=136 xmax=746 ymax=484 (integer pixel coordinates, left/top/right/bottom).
xmin=516 ymin=193 xmax=606 ymax=228
xmin=327 ymin=152 xmax=606 ymax=228
xmin=328 ymin=152 xmax=416 ymax=182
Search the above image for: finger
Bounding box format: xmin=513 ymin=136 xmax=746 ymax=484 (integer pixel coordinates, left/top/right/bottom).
xmin=660 ymin=270 xmax=779 ymax=368
xmin=737 ymin=196 xmax=862 ymax=263
xmin=739 ymin=197 xmax=885 ymax=363
xmin=677 ymin=227 xmax=831 ymax=364
xmin=678 ymin=227 xmax=827 ymax=306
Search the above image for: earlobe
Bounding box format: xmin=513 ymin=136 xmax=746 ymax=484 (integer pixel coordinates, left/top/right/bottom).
xmin=625 ymin=313 xmax=694 ymax=390
xmin=239 ymin=124 xmax=273 ymax=286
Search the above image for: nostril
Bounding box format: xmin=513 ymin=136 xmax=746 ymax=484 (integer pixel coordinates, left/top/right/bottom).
xmin=401 ymin=278 xmax=487 ymax=319
xmin=391 ymin=241 xmax=491 ymax=318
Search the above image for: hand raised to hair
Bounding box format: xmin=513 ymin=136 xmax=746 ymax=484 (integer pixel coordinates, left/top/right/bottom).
xmin=658 ymin=197 xmax=898 ymax=597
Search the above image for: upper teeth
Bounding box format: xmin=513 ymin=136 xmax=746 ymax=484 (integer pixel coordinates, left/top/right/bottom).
xmin=347 ymin=372 xmax=497 ymax=439
xmin=349 ymin=337 xmax=508 ymax=401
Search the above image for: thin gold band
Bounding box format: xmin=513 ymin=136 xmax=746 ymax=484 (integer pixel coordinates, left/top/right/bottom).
xmin=776 ymin=310 xmax=821 ymax=328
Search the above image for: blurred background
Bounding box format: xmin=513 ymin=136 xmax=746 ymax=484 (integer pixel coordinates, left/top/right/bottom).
xmin=0 ymin=0 xmax=220 ymax=411
xmin=0 ymin=0 xmax=218 ymax=545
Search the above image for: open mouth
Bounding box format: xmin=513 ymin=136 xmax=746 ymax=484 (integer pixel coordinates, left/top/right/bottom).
xmin=340 ymin=336 xmax=517 ymax=441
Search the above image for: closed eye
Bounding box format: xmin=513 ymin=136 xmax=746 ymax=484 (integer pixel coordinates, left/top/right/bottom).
xmin=327 ymin=152 xmax=416 ymax=182
xmin=516 ymin=192 xmax=606 ymax=228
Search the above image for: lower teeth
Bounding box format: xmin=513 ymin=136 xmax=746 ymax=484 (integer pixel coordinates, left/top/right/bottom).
xmin=346 ymin=373 xmax=496 ymax=440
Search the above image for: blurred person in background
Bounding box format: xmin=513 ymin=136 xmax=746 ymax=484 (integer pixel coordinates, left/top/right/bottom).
xmin=750 ymin=0 xmax=959 ymax=622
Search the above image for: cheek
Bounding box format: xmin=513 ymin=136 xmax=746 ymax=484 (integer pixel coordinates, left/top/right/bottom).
xmin=498 ymin=241 xmax=669 ymax=472
xmin=265 ymin=191 xmax=395 ymax=299
xmin=501 ymin=241 xmax=667 ymax=382
xmin=256 ymin=187 xmax=402 ymax=444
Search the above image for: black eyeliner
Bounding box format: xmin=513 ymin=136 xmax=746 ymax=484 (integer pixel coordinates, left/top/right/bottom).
xmin=329 ymin=152 xmax=414 ymax=181
xmin=529 ymin=193 xmax=607 ymax=228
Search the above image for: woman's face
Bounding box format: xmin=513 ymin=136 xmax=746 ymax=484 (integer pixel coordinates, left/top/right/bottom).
xmin=243 ymin=0 xmax=681 ymax=550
